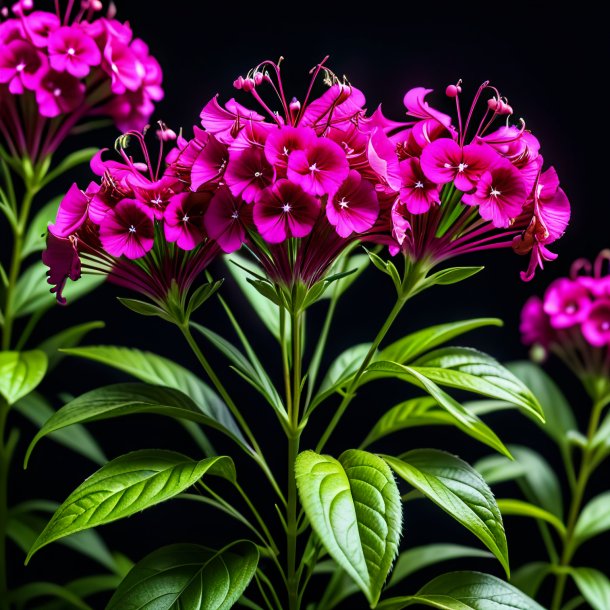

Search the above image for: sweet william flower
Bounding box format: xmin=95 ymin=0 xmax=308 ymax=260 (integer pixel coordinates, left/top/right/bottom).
xmin=253 ymin=179 xmax=320 ymax=243
xmin=35 ymin=68 xmax=85 ymax=116
xmin=398 ymin=157 xmax=439 ymax=214
xmin=582 ymin=300 xmax=610 ymax=347
xmin=224 ymin=147 xmax=274 ymax=203
xmin=0 ymin=39 xmax=45 ymax=93
xmin=204 ymin=186 xmax=250 ymax=253
xmin=99 ymin=199 xmax=155 ymax=259
xmin=520 ymin=296 xmax=554 ymax=350
xmin=164 ymin=191 xmax=211 ymax=251
xmin=47 ymin=24 xmax=101 ymax=78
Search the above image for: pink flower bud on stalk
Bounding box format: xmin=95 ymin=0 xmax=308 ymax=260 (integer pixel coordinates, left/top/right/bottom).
xmin=521 ymin=251 xmax=610 ymax=397
xmin=0 ymin=0 xmax=164 ymax=163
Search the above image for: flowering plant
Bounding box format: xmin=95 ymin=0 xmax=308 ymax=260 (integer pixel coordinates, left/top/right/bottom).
xmin=475 ymin=251 xmax=610 ymax=610
xmin=28 ymin=58 xmax=570 ymax=609
xmin=0 ymin=1 xmax=163 ymax=607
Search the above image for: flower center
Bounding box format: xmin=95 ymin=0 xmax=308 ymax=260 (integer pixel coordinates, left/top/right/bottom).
xmin=53 ymin=88 xmax=62 ymax=97
xmin=339 ymin=197 xmax=349 ymax=209
xmin=67 ymin=47 xmax=76 ymax=56
xmin=601 ymin=320 xmax=610 ymax=331
xmin=282 ymin=203 xmax=292 ymax=213
xmin=254 ymin=171 xmax=263 ymax=178
xmin=151 ymin=197 xmax=163 ymax=205
xmin=283 ymin=146 xmax=290 ymax=156
xmin=231 ymin=211 xmax=239 ymax=220
xmin=16 ymin=62 xmax=25 ymax=72
xmin=182 ymin=214 xmax=190 ymax=223
xmin=490 ymin=188 xmax=501 ymax=197
xmin=111 ymin=63 xmax=119 ymax=74
xmin=565 ymin=303 xmax=577 ymax=314
xmin=457 ymin=162 xmax=468 ymax=173
xmin=128 ymin=224 xmax=136 ymax=233
xmin=309 ymin=163 xmax=319 ymax=172
xmin=414 ymin=181 xmax=424 ymax=189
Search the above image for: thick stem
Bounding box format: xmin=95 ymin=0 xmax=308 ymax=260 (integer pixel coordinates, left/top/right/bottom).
xmin=551 ymin=398 xmax=606 ymax=610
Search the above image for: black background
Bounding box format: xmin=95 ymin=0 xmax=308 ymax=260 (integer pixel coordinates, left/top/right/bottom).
xmin=6 ymin=1 xmax=610 ymax=608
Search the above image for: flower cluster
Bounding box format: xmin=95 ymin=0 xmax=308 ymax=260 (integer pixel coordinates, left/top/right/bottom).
xmin=521 ymin=251 xmax=610 ymax=373
xmin=369 ymin=80 xmax=570 ymax=280
xmin=43 ymin=127 xmax=218 ymax=305
xmin=169 ymin=57 xmax=389 ymax=289
xmin=0 ymin=0 xmax=162 ymax=162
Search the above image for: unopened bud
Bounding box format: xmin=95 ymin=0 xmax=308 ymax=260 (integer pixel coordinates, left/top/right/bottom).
xmin=253 ymin=71 xmax=263 ymax=86
xmin=289 ymin=97 xmax=301 ymax=122
xmin=445 ymin=84 xmax=460 ymax=97
xmin=242 ymin=77 xmax=255 ymax=93
xmin=233 ymin=76 xmax=245 ymax=90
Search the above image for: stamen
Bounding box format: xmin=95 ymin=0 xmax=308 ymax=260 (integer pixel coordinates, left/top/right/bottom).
xmin=339 ymin=198 xmax=349 ymax=208
xmin=128 ymin=225 xmax=136 ymax=233
xmin=282 ymin=203 xmax=292 ymax=213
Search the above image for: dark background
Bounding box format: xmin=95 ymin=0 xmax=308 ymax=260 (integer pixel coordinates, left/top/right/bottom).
xmin=7 ymin=1 xmax=610 ymax=608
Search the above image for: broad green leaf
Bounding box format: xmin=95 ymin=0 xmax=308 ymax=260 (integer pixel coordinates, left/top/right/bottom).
xmin=117 ymin=297 xmax=170 ymax=319
xmin=62 ymin=345 xmax=243 ymax=444
xmin=321 ymin=252 xmax=370 ymax=299
xmin=379 ymin=318 xmax=502 ymax=365
xmin=377 ymin=571 xmax=545 ymax=610
xmin=0 ymin=350 xmax=47 ymax=405
xmin=192 ymin=323 xmax=286 ymax=419
xmin=226 ymin=251 xmax=281 ymax=340
xmin=7 ymin=507 xmax=116 ymax=571
xmin=40 ymin=147 xmax=98 ymax=187
xmin=14 ymin=392 xmax=106 ymax=464
xmin=425 ymin=266 xmax=484 ymax=287
xmin=383 ymin=450 xmax=509 ymax=576
xmin=574 ymin=491 xmax=610 ymax=549
xmin=308 ymin=343 xmax=372 ymax=412
xmin=25 ymin=383 xmax=252 ymax=466
xmin=366 ymin=363 xmax=510 ymax=457
xmin=107 ymin=541 xmax=259 ymax=610
xmin=507 ymin=361 xmax=576 ymax=446
xmin=295 ymin=449 xmax=402 ymax=606
xmin=14 ymin=260 xmax=104 ymax=318
xmin=475 ymin=445 xmax=563 ymax=519
xmin=571 ymin=568 xmax=610 ymax=610
xmin=21 ymin=196 xmax=62 ymax=259
xmin=388 ymin=544 xmax=492 ymax=588
xmin=7 ymin=582 xmax=92 ymax=610
xmin=496 ymin=499 xmax=566 ymax=537
xmin=37 ymin=322 xmax=105 ymax=370
xmin=412 ymin=348 xmax=543 ymax=421
xmin=26 ymin=450 xmax=235 ymax=561
xmin=511 ymin=562 xmax=550 ymax=598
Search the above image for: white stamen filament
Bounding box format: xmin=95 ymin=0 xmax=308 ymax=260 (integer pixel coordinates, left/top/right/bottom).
xmin=111 ymin=63 xmax=119 ymax=74
xmin=490 ymin=188 xmax=501 ymax=197
xmin=457 ymin=162 xmax=468 ymax=172
xmin=231 ymin=211 xmax=239 ymax=219
xmin=282 ymin=203 xmax=292 ymax=213
xmin=151 ymin=197 xmax=163 ymax=205
xmin=254 ymin=171 xmax=263 ymax=178
xmin=16 ymin=62 xmax=25 ymax=72
xmin=53 ymin=88 xmax=61 ymax=97
xmin=182 ymin=214 xmax=189 ymax=222
xmin=414 ymin=181 xmax=424 ymax=189
xmin=309 ymin=163 xmax=319 ymax=172
xmin=67 ymin=47 xmax=76 ymax=56
xmin=339 ymin=198 xmax=349 ymax=209
xmin=128 ymin=225 xmax=136 ymax=233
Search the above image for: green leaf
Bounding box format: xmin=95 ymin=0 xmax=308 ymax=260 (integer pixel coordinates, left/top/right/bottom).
xmin=571 ymin=568 xmax=610 ymax=610
xmin=37 ymin=321 xmax=105 ymax=370
xmin=496 ymin=499 xmax=566 ymax=537
xmin=62 ymin=345 xmax=243 ymax=445
xmin=475 ymin=445 xmax=563 ymax=519
xmin=377 ymin=571 xmax=545 ymax=610
xmin=388 ymin=544 xmax=492 ymax=588
xmin=0 ymin=350 xmax=47 ymax=405
xmin=426 ymin=266 xmax=484 ymax=287
xmin=26 ymin=450 xmax=235 ymax=561
xmin=186 ymin=280 xmax=224 ymax=317
xmin=591 ymin=411 xmax=610 ymax=467
xmin=573 ymin=491 xmax=610 ymax=549
xmin=510 ymin=562 xmax=550 ymax=598
xmin=14 ymin=392 xmax=106 ymax=464
xmin=40 ymin=147 xmax=98 ymax=188
xmin=191 ymin=323 xmax=286 ymax=419
xmin=412 ymin=348 xmax=543 ymax=422
xmin=25 ymin=383 xmax=252 ymax=466
xmin=366 ymin=363 xmax=510 ymax=457
xmin=308 ymin=343 xmax=372 ymax=412
xmin=225 ymin=251 xmax=282 ymax=340
xmin=117 ymin=297 xmax=170 ymax=319
xmin=383 ymin=450 xmax=509 ymax=576
xmin=379 ymin=318 xmax=502 ymax=365
xmin=295 ymin=449 xmax=402 ymax=606
xmin=506 ymin=361 xmax=576 ymax=446
xmin=107 ymin=541 xmax=259 ymax=610
xmin=21 ymin=196 xmax=62 ymax=259
xmin=7 ymin=582 xmax=93 ymax=610
xmin=321 ymin=252 xmax=370 ymax=299
xmin=14 ymin=260 xmax=104 ymax=318
xmin=64 ymin=574 xmax=122 ymax=599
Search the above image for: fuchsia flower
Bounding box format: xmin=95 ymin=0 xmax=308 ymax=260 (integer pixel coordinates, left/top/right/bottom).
xmin=204 ymin=187 xmax=250 ymax=253
xmin=367 ymin=79 xmax=570 ymax=278
xmin=521 ymin=252 xmax=610 ymax=380
xmin=0 ymin=0 xmax=163 ymax=163
xmin=224 ymin=148 xmax=274 ymax=203
xmin=100 ymin=199 xmax=154 ymax=259
xmin=163 ymin=191 xmax=210 ymax=251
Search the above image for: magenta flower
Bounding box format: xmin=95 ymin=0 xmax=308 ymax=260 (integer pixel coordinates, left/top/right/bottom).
xmin=164 ymin=191 xmax=210 ymax=251
xmin=463 ymin=161 xmax=526 ymax=228
xmin=582 ymin=300 xmax=610 ymax=347
xmin=326 ymin=170 xmax=379 ymax=238
xmin=253 ymin=180 xmax=320 ymax=243
xmin=42 ymin=234 xmax=81 ymax=305
xmin=420 ymin=139 xmax=496 ymax=191
xmin=0 ymin=40 xmax=45 ymax=94
xmin=398 ymin=157 xmax=439 ymax=214
xmin=264 ymin=126 xmax=315 ymax=171
xmin=403 ymin=87 xmax=453 ymax=129
xmin=287 ymin=138 xmax=349 ymax=197
xmin=520 ymin=296 xmax=554 ymax=350
xmin=47 ymin=25 xmax=101 ymax=78
xmin=25 ymin=11 xmax=60 ymax=48
xmin=103 ymin=39 xmax=141 ymax=93
xmin=224 ymin=147 xmax=274 ymax=203
xmin=204 ymin=186 xmax=250 ymax=253
xmin=35 ymin=68 xmax=85 ymax=116
xmin=188 ymin=129 xmax=228 ymax=191
xmin=200 ymin=96 xmax=266 ymax=145
xmin=49 ymin=182 xmax=89 ymax=238
xmin=543 ymin=278 xmax=591 ymax=329
xmin=99 ymin=199 xmax=154 ymax=259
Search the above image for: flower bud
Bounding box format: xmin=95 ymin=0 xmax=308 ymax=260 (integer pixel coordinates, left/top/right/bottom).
xmin=254 ymin=71 xmax=264 ymax=86
xmin=445 ymin=84 xmax=460 ymax=97
xmin=242 ymin=78 xmax=255 ymax=93
xmin=233 ymin=76 xmax=245 ymax=90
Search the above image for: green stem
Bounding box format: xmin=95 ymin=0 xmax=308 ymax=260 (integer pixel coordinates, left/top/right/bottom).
xmin=551 ymin=398 xmax=606 ymax=610
xmin=179 ymin=324 xmax=284 ymax=504
xmin=235 ymin=482 xmax=279 ymax=555
xmin=286 ymin=310 xmax=303 ymax=610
